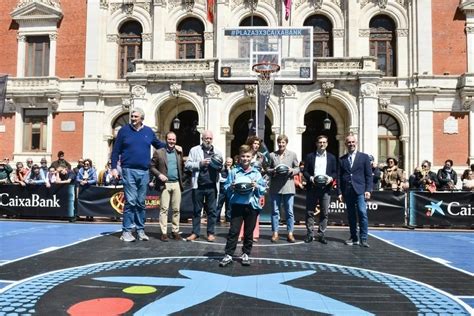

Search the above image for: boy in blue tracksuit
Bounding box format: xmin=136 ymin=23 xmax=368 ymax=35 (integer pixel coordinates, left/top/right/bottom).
xmin=219 ymin=144 xmax=267 ymax=267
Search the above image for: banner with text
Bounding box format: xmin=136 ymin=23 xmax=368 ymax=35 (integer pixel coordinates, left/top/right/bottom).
xmin=0 ymin=184 xmax=74 ymax=217
xmin=408 ymin=191 xmax=474 ymax=227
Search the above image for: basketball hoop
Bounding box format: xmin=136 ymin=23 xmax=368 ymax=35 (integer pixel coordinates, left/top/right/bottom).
xmin=252 ymin=62 xmax=280 ymax=98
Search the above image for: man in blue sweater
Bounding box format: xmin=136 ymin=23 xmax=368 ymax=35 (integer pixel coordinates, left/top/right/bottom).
xmin=111 ymin=107 xmax=166 ymax=242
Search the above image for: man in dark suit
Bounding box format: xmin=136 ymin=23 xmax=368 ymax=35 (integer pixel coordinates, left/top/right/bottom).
xmin=338 ymin=134 xmax=373 ymax=248
xmin=303 ymin=135 xmax=337 ymax=244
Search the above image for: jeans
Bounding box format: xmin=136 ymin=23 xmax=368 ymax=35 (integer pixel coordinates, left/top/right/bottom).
xmin=122 ymin=168 xmax=149 ymax=232
xmin=344 ymin=188 xmax=369 ymax=241
xmin=270 ymin=193 xmax=295 ymax=233
xmin=192 ymin=186 xmax=217 ymax=236
xmin=225 ymin=204 xmax=258 ymax=256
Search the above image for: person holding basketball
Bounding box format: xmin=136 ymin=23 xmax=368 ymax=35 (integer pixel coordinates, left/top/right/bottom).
xmin=219 ymin=144 xmax=267 ymax=267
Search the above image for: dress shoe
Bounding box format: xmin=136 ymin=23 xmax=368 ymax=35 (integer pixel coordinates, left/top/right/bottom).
xmin=360 ymin=240 xmax=370 ymax=248
xmin=207 ymin=234 xmax=216 ymax=242
xmin=160 ymin=234 xmax=169 ymax=242
xmin=287 ymin=232 xmax=296 ymax=243
xmin=186 ymin=233 xmax=199 ymax=241
xmin=304 ymin=235 xmax=313 ymax=243
xmin=271 ymin=232 xmax=279 ymax=243
xmin=172 ymin=232 xmax=181 ymax=240
xmin=344 ymin=238 xmax=359 ymax=246
xmin=318 ymin=236 xmax=328 ymax=244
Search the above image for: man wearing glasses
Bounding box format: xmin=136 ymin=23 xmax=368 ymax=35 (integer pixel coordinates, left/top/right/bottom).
xmin=111 ymin=108 xmax=167 ymax=242
xmin=185 ymin=130 xmax=223 ymax=242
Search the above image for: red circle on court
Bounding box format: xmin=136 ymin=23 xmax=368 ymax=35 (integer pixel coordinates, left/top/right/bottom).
xmin=67 ymin=297 xmax=134 ymax=316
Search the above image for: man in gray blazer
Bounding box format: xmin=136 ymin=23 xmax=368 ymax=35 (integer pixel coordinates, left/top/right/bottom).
xmin=338 ymin=134 xmax=373 ymax=248
xmin=150 ymin=131 xmax=184 ymax=242
xmin=267 ymin=134 xmax=300 ymax=243
xmin=185 ymin=130 xmax=223 ymax=242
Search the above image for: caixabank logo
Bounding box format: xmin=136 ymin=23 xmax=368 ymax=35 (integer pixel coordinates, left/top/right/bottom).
xmin=425 ymin=200 xmax=474 ymax=217
xmin=0 ymin=257 xmax=471 ymax=315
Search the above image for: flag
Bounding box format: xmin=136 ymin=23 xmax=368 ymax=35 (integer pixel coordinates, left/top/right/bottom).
xmin=284 ymin=0 xmax=292 ymax=21
xmin=207 ymin=0 xmax=214 ymax=23
xmin=0 ymin=75 xmax=8 ymax=117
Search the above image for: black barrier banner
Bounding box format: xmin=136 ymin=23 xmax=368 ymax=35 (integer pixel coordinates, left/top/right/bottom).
xmin=409 ymin=191 xmax=474 ymax=227
xmin=289 ymin=190 xmax=406 ymax=226
xmin=77 ymin=186 xmax=161 ymax=218
xmin=0 ymin=184 xmax=74 ymax=217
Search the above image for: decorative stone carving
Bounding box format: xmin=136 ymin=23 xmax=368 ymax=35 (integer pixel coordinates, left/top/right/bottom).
xmin=16 ymin=0 xmax=61 ymax=9
xmin=183 ymin=0 xmax=195 ymax=12
xmin=131 ymin=85 xmax=146 ymax=98
xmin=360 ymin=83 xmax=378 ymax=97
xmin=206 ymin=83 xmax=221 ymax=98
xmin=466 ymin=26 xmax=474 ymax=34
xmin=321 ymin=82 xmax=334 ymax=97
xmin=396 ymin=29 xmax=409 ymax=37
xmin=109 ymin=3 xmax=121 ymax=13
xmin=333 ymin=29 xmax=344 ymax=38
xmin=360 ymin=0 xmax=369 ymax=8
xmin=17 ymin=34 xmax=26 ymax=42
xmin=122 ymin=98 xmax=131 ymax=110
xmin=169 ymin=82 xmax=181 ymax=97
xmin=245 ymin=84 xmax=257 ymax=98
xmin=349 ymin=127 xmax=359 ymax=135
xmin=282 ymin=85 xmax=297 ymax=97
xmin=462 ymin=96 xmax=473 ymax=111
xmin=245 ymin=0 xmax=259 ymax=11
xmin=48 ymin=96 xmax=59 ymax=111
xmin=359 ymin=29 xmax=370 ymax=37
xmin=377 ymin=0 xmax=388 ymax=9
xmin=378 ymin=97 xmax=390 ymax=110
xmin=309 ymin=0 xmax=323 ymax=10
xmin=99 ymin=0 xmax=108 ymax=9
xmin=123 ymin=3 xmax=134 ymax=15
xmin=142 ymin=33 xmax=152 ymax=41
xmin=296 ymin=126 xmax=307 ymax=134
xmin=49 ymin=33 xmax=57 ymax=41
xmin=204 ymin=32 xmax=213 ymax=40
xmin=165 ymin=33 xmax=176 ymax=41
xmin=399 ymin=135 xmax=409 ymax=143
xmin=106 ymin=34 xmax=119 ymax=43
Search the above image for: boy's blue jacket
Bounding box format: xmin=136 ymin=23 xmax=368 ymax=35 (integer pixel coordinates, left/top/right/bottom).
xmin=224 ymin=165 xmax=267 ymax=210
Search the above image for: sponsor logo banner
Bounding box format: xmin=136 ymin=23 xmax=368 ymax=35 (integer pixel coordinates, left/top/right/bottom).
xmin=409 ymin=191 xmax=474 ymax=227
xmin=0 ymin=184 xmax=74 ymax=217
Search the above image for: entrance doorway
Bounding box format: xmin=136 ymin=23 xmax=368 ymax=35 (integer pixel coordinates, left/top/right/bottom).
xmin=231 ymin=111 xmax=274 ymax=159
xmin=301 ymin=110 xmax=338 ymax=159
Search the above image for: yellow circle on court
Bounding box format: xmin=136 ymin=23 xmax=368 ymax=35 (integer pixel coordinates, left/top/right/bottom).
xmin=123 ymin=286 xmax=157 ymax=294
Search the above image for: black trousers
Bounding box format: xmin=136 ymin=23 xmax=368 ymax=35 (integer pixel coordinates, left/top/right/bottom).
xmin=224 ymin=204 xmax=258 ymax=256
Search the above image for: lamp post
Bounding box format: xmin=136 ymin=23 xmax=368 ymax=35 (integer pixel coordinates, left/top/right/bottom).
xmin=322 ymin=82 xmax=334 ymax=130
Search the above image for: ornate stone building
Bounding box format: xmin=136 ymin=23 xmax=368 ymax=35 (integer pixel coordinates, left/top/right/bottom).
xmin=0 ymin=0 xmax=473 ymax=177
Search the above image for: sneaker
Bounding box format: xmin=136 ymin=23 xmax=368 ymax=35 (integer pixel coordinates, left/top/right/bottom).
xmin=304 ymin=235 xmax=313 ymax=243
xmin=120 ymin=231 xmax=136 ymax=242
xmin=241 ymin=253 xmax=250 ymax=266
xmin=219 ymin=254 xmax=233 ymax=267
xmin=318 ymin=236 xmax=328 ymax=244
xmin=137 ymin=230 xmax=149 ymax=241
xmin=344 ymin=238 xmax=359 ymax=246
xmin=360 ymin=240 xmax=370 ymax=248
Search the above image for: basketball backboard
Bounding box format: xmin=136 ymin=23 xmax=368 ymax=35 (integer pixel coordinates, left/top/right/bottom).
xmin=217 ymin=27 xmax=314 ymax=84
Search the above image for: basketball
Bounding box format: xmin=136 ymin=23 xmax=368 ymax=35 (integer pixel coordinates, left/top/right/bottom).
xmin=209 ymin=154 xmax=223 ymax=170
xmin=275 ymin=164 xmax=290 ymax=176
xmin=234 ymin=176 xmax=253 ymax=195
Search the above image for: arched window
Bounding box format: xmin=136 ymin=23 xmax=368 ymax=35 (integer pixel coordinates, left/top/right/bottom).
xmin=118 ymin=21 xmax=143 ymax=79
xmin=378 ymin=113 xmax=403 ymax=164
xmin=303 ymin=15 xmax=333 ymax=57
xmin=238 ymin=16 xmax=267 ymax=59
xmin=177 ymin=18 xmax=204 ymax=59
xmin=370 ymin=15 xmax=396 ymax=76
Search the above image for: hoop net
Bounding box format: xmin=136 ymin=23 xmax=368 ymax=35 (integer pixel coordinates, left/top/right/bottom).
xmin=252 ymin=63 xmax=280 ymax=97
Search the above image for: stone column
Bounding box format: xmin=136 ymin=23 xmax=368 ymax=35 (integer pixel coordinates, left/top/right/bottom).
xmin=205 ymin=83 xmax=225 ymax=152
xmin=16 ymin=35 xmax=26 ymax=77
xmin=460 ymin=1 xmax=474 ymax=72
xmin=359 ymin=82 xmax=378 ymax=155
xmin=414 ymin=88 xmax=437 ymax=164
xmin=48 ymin=33 xmax=57 ymax=76
xmin=281 ymin=85 xmax=301 ymax=157
xmin=85 ymin=0 xmax=101 ymax=76
xmin=152 ymin=1 xmax=165 ymax=59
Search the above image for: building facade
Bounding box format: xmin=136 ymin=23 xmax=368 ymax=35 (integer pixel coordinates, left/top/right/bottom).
xmin=0 ymin=0 xmax=473 ymax=178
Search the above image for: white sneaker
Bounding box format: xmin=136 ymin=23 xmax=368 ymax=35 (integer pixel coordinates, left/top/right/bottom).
xmin=120 ymin=231 xmax=136 ymax=242
xmin=137 ymin=230 xmax=149 ymax=241
xmin=219 ymin=254 xmax=233 ymax=267
xmin=241 ymin=253 xmax=250 ymax=266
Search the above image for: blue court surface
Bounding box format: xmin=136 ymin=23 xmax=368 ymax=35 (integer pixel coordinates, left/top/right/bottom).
xmin=0 ymin=220 xmax=473 ymax=314
xmin=370 ymin=230 xmax=474 ymax=275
